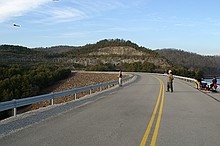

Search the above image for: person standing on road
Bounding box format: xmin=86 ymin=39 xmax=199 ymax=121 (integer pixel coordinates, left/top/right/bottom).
xmin=118 ymin=70 xmax=122 ymax=86
xmin=166 ymin=70 xmax=174 ymax=92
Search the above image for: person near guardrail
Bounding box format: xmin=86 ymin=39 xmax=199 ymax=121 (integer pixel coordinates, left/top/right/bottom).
xmin=195 ymin=78 xmax=202 ymax=89
xmin=166 ymin=70 xmax=174 ymax=92
xmin=118 ymin=70 xmax=122 ymax=87
xmin=210 ymin=76 xmax=217 ymax=91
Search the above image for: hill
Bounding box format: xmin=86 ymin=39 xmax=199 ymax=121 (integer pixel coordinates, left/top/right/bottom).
xmin=156 ymin=48 xmax=220 ymax=76
xmin=0 ymin=39 xmax=171 ymax=73
xmin=60 ymin=39 xmax=170 ymax=71
xmin=34 ymin=45 xmax=76 ymax=54
xmin=0 ymin=45 xmax=51 ymax=63
xmin=3 ymin=39 xmax=218 ymax=76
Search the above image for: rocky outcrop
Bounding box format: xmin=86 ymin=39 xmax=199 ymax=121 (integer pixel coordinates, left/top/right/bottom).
xmin=88 ymin=46 xmax=146 ymax=56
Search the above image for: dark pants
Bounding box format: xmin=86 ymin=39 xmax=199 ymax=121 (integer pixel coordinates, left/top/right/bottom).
xmin=167 ymin=82 xmax=173 ymax=92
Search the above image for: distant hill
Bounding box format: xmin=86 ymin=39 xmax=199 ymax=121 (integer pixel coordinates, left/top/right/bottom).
xmin=0 ymin=45 xmax=49 ymax=63
xmin=0 ymin=39 xmax=171 ymax=73
xmin=3 ymin=39 xmax=219 ymax=76
xmin=0 ymin=45 xmax=38 ymax=56
xmin=57 ymin=39 xmax=170 ymax=69
xmin=33 ymin=46 xmax=76 ymax=54
xmin=156 ymin=48 xmax=220 ymax=76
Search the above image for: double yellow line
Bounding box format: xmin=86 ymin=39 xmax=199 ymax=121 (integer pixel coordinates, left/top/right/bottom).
xmin=140 ymin=76 xmax=165 ymax=146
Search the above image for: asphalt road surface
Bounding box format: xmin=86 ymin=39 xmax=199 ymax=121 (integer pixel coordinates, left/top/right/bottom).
xmin=0 ymin=73 xmax=219 ymax=146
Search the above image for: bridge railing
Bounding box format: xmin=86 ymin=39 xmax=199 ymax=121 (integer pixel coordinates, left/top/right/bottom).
xmin=0 ymin=75 xmax=134 ymax=117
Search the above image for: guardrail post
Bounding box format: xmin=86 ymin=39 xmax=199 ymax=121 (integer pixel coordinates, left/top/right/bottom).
xmin=50 ymin=92 xmax=54 ymax=105
xmin=75 ymin=93 xmax=77 ymax=100
xmin=50 ymin=98 xmax=54 ymax=105
xmin=13 ymin=99 xmax=17 ymax=116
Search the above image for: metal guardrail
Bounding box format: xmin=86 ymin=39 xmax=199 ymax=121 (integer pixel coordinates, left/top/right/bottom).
xmin=174 ymin=75 xmax=220 ymax=92
xmin=0 ymin=75 xmax=134 ymax=116
xmin=173 ymin=75 xmax=196 ymax=83
xmin=161 ymin=73 xmax=198 ymax=88
xmin=161 ymin=74 xmax=196 ymax=82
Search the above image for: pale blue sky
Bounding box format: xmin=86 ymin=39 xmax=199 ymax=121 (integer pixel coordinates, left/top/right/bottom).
xmin=0 ymin=0 xmax=220 ymax=55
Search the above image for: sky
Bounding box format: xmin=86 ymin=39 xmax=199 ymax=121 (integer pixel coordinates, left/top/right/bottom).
xmin=0 ymin=0 xmax=220 ymax=55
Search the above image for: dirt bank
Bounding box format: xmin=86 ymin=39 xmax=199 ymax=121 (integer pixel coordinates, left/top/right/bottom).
xmin=24 ymin=71 xmax=124 ymax=111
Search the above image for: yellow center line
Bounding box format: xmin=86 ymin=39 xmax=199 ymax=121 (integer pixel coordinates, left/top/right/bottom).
xmin=150 ymin=80 xmax=164 ymax=146
xmin=140 ymin=76 xmax=165 ymax=146
xmin=140 ymin=77 xmax=163 ymax=146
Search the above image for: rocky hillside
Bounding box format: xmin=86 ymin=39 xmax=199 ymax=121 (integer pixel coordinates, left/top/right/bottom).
xmin=88 ymin=46 xmax=145 ymax=56
xmin=0 ymin=39 xmax=171 ymax=72
xmin=61 ymin=46 xmax=169 ymax=69
xmin=2 ymin=39 xmax=220 ymax=76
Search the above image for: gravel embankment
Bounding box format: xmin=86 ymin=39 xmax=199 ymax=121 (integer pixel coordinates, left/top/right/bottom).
xmin=21 ymin=72 xmax=123 ymax=112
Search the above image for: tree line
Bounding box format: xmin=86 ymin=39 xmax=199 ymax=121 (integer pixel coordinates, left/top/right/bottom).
xmin=0 ymin=65 xmax=71 ymax=102
xmin=85 ymin=61 xmax=203 ymax=79
xmin=86 ymin=61 xmax=157 ymax=73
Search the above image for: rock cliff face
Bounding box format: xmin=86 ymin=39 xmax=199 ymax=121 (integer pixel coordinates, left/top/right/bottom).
xmin=89 ymin=46 xmax=145 ymax=56
xmin=73 ymin=46 xmax=170 ymax=68
xmin=69 ymin=56 xmax=169 ymax=67
xmin=35 ymin=46 xmax=170 ymax=69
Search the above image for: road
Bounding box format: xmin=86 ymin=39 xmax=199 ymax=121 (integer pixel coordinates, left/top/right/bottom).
xmin=0 ymin=73 xmax=220 ymax=146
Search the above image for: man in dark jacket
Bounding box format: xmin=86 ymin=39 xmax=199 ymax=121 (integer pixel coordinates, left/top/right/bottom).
xmin=166 ymin=70 xmax=174 ymax=92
